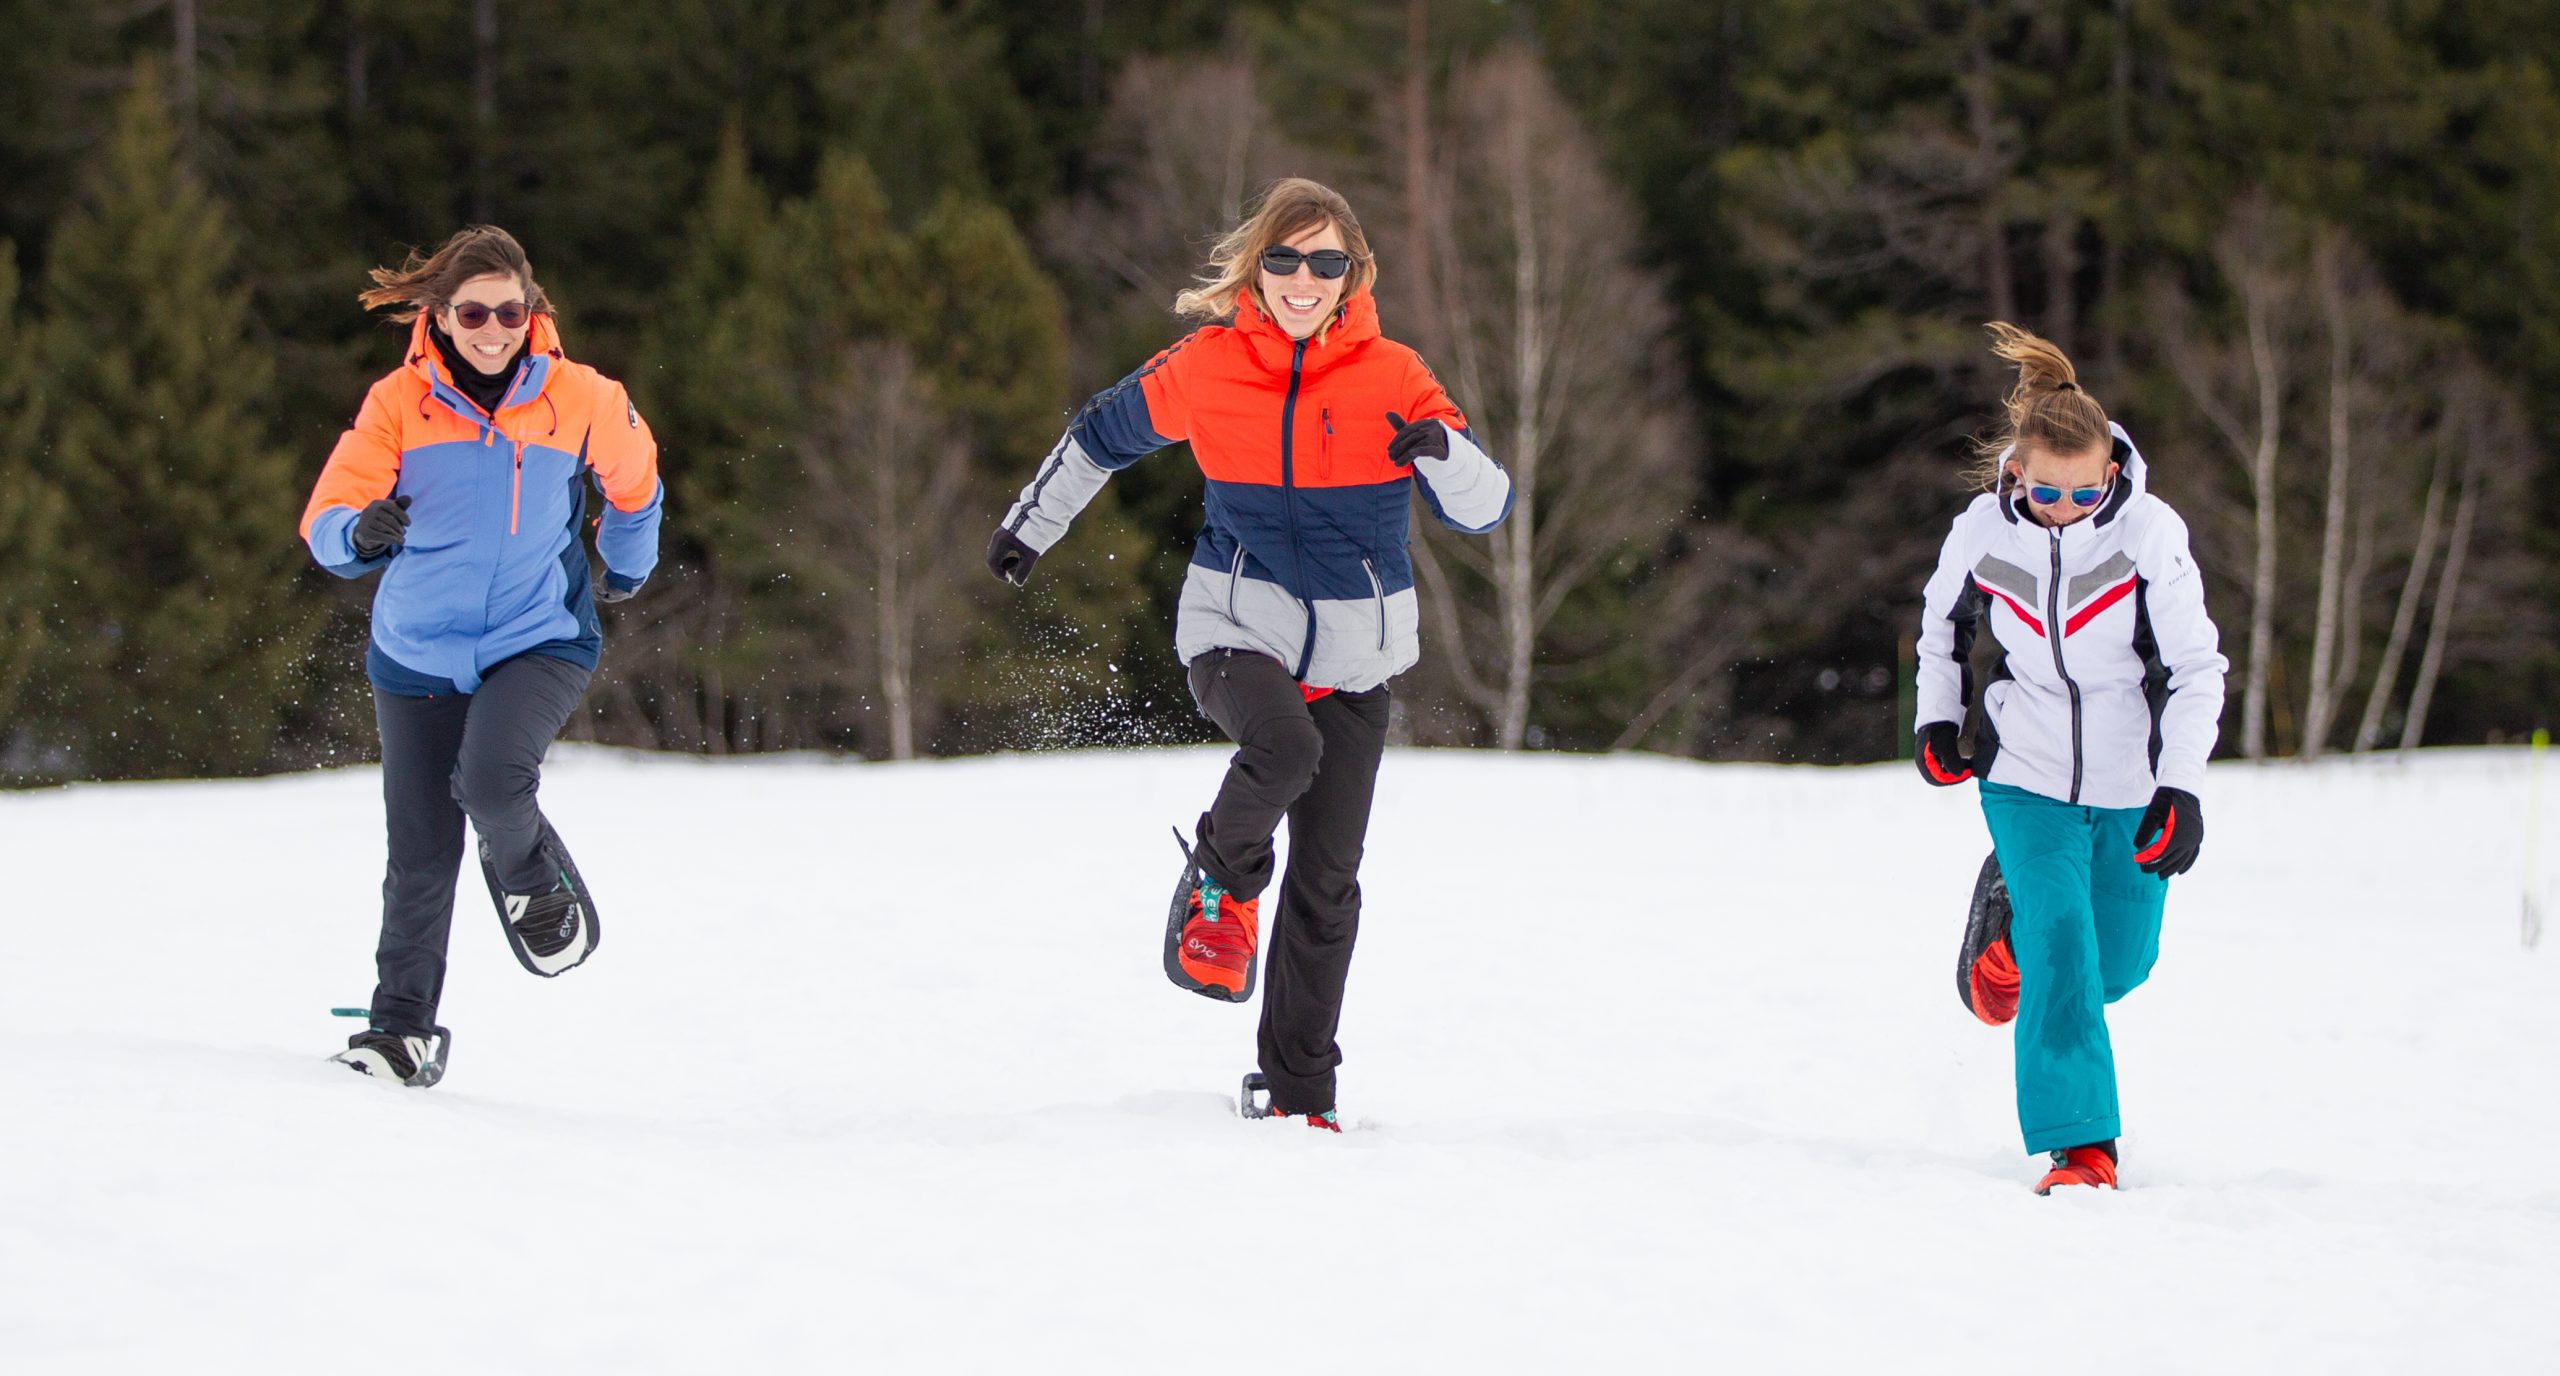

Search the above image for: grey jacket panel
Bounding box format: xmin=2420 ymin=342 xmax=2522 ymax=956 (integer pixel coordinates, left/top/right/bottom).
xmin=1175 ymin=561 xmax=1422 ymax=693
xmin=1002 ymin=434 xmax=1113 ymax=553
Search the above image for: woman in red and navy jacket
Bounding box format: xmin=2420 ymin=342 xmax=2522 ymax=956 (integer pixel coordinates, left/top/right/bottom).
xmin=988 ymin=178 xmax=1511 ymax=1129
xmin=300 ymin=226 xmax=662 ymax=1085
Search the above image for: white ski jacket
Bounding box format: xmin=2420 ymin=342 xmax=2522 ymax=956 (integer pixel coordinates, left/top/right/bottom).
xmin=1916 ymin=424 xmax=2228 ymax=809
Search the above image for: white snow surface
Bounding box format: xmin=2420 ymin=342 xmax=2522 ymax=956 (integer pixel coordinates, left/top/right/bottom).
xmin=3 ymin=745 xmax=2556 ymax=1373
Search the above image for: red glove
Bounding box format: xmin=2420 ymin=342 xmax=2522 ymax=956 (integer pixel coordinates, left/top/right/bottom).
xmin=1915 ymin=722 xmax=1978 ymax=787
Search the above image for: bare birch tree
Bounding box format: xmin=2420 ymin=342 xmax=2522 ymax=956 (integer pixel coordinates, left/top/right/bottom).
xmin=2153 ymin=194 xmax=2305 ymax=760
xmin=2298 ymin=232 xmax=2393 ymax=760
xmin=1040 ymin=48 xmax=1323 ymax=379
xmin=789 ymin=343 xmax=977 ymax=760
xmin=2355 ymin=423 xmax=2453 ymax=753
xmin=2400 ymin=442 xmax=2481 ymax=755
xmin=1384 ymin=46 xmax=1699 ymax=749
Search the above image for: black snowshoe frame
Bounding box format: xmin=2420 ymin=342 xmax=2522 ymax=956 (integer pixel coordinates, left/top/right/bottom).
xmin=478 ymin=815 xmax=600 ymax=978
xmin=1239 ymin=1072 xmax=1274 ymax=1119
xmin=1958 ymin=850 xmax=2013 ymax=1015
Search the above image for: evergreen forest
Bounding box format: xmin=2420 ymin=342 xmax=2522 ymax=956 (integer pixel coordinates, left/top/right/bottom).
xmin=2 ymin=0 xmax=2554 ymax=782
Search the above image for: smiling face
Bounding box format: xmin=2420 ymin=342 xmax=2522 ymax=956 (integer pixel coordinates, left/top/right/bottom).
xmin=2008 ymin=435 xmax=2120 ymax=527
xmin=442 ymin=271 xmax=532 ymax=375
xmin=1257 ymin=221 xmax=1349 ymax=340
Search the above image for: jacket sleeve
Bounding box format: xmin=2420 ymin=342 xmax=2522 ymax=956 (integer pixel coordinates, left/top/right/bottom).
xmin=586 ymin=379 xmax=663 ymax=590
xmin=299 ymin=379 xmax=404 ymax=578
xmin=998 ymin=339 xmax=1191 ymax=554
xmin=2134 ymin=505 xmax=2228 ymax=794
xmin=1915 ymin=504 xmax=1988 ymax=732
xmin=1400 ymin=357 xmax=1512 ymax=534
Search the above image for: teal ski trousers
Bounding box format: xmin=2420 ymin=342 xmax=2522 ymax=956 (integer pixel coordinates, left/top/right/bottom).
xmin=1979 ymin=782 xmax=2169 ymax=1155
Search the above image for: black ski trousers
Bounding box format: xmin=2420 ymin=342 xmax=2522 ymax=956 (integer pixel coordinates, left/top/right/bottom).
xmin=1188 ymin=649 xmax=1391 ymax=1116
xmin=368 ymin=650 xmax=590 ymax=1037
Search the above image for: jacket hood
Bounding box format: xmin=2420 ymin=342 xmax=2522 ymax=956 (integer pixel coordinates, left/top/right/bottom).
xmin=1997 ymin=420 xmax=2149 ymax=529
xmin=1229 ymin=288 xmax=1381 ymax=377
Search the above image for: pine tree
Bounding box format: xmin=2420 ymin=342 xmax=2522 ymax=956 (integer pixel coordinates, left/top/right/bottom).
xmin=0 ymin=241 xmax=65 ymax=748
xmin=35 ymin=67 xmax=322 ymax=778
xmin=903 ymin=192 xmax=1151 ymax=752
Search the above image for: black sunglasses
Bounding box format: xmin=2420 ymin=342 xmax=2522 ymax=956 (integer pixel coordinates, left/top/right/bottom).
xmin=1259 ymin=247 xmax=1355 ymax=280
xmin=447 ymin=299 xmax=531 ymax=330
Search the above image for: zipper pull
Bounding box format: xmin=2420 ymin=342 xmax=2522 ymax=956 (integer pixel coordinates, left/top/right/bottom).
xmin=1322 ymin=408 xmax=1333 ymax=434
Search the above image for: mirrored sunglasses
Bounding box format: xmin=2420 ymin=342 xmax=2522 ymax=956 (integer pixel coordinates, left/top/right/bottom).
xmin=2027 ymin=481 xmax=2110 ymax=508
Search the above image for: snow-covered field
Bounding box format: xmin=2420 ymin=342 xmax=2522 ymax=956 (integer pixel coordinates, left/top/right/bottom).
xmin=3 ymin=744 xmax=2555 ymax=1372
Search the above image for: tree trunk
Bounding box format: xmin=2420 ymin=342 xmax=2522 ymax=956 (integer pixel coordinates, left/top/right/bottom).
xmin=2098 ymin=0 xmax=2131 ymax=382
xmin=172 ymin=0 xmax=197 ymax=149
xmin=2354 ymin=443 xmax=2450 ymax=752
xmin=2400 ymin=450 xmax=2480 ymax=754
xmin=1402 ymin=0 xmax=1445 ymax=361
xmin=472 ymin=0 xmax=498 ymax=221
xmin=2300 ymin=238 xmax=2354 ymax=759
xmin=1497 ymin=128 xmax=1542 ymax=751
xmin=2240 ymin=269 xmax=2281 ymax=761
xmin=347 ymin=3 xmax=370 ymax=120
xmin=873 ymin=391 xmax=914 ymax=762
xmin=2040 ymin=213 xmax=2078 ymax=359
xmin=1964 ymin=29 xmax=2014 ymax=323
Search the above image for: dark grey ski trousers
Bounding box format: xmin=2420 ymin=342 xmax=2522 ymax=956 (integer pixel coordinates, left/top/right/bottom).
xmin=368 ymin=651 xmax=591 ymax=1036
xmin=1188 ymin=649 xmax=1391 ymax=1116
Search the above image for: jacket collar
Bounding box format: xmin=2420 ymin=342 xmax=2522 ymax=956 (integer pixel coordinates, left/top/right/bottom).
xmin=404 ymin=311 xmax=564 ymax=422
xmin=1230 ymin=288 xmax=1381 ymax=377
xmin=1997 ymin=421 xmax=2149 ymax=531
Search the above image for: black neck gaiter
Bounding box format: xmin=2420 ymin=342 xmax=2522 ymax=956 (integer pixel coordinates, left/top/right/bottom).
xmin=429 ymin=322 xmax=526 ymax=417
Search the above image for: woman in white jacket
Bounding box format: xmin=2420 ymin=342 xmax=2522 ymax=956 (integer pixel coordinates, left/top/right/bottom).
xmin=1913 ymin=322 xmax=2229 ymax=1194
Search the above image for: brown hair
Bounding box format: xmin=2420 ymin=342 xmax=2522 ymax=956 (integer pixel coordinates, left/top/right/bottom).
xmin=1968 ymin=321 xmax=2111 ymax=491
xmin=1174 ymin=178 xmax=1377 ymax=329
xmin=357 ymin=225 xmax=553 ymax=325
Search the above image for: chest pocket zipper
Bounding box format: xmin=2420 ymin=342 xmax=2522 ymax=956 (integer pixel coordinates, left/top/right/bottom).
xmin=1361 ymin=558 xmax=1386 ymax=650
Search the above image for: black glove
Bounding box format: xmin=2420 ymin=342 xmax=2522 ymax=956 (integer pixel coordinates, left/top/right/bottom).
xmin=986 ymin=527 xmax=1040 ymax=587
xmin=1384 ymin=411 xmax=1447 ymax=466
xmin=1915 ymin=721 xmax=1978 ymax=787
xmin=351 ymin=495 xmax=412 ymax=558
xmin=2133 ymin=787 xmax=2203 ymax=878
xmin=594 ymin=572 xmax=642 ymax=604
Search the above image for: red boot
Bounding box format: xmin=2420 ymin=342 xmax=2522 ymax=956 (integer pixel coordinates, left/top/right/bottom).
xmin=1175 ymin=876 xmax=1260 ymax=997
xmin=2035 ymin=1142 xmax=2119 ymax=1194
xmin=1968 ymin=939 xmax=2021 ymax=1026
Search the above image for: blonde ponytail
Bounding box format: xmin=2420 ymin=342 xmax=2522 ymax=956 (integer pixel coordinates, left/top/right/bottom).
xmin=1968 ymin=321 xmax=2111 ymax=491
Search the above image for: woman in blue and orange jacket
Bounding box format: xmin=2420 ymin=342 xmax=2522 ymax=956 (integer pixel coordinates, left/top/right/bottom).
xmin=987 ymin=178 xmax=1513 ymax=1129
xmin=299 ymin=225 xmax=663 ymax=1085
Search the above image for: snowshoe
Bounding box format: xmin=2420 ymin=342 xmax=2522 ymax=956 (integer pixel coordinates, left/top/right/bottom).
xmin=1240 ymin=1071 xmax=1273 ymax=1118
xmin=328 ymin=1011 xmax=453 ymax=1088
xmin=1958 ymin=851 xmax=2020 ymax=1025
xmin=1165 ymin=828 xmax=1258 ymax=1003
xmin=478 ymin=816 xmax=599 ymax=977
xmin=1238 ymin=1071 xmax=1340 ymax=1131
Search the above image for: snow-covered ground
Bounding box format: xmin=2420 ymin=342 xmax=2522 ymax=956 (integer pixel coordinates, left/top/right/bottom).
xmin=3 ymin=745 xmax=2555 ymax=1372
